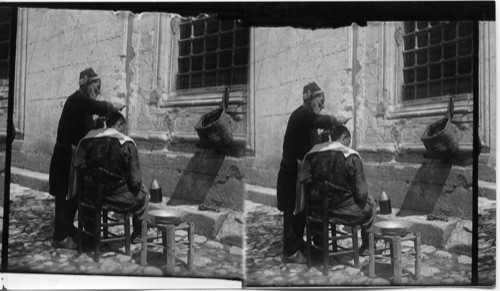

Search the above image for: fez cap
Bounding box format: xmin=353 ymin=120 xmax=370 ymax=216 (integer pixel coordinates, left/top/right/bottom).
xmin=79 ymin=68 xmax=100 ymax=85
xmin=303 ymin=82 xmax=324 ymax=101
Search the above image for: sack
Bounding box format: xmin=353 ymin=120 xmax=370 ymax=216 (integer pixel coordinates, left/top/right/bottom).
xmin=195 ymin=87 xmax=237 ymax=148
xmin=421 ymin=95 xmax=460 ymax=156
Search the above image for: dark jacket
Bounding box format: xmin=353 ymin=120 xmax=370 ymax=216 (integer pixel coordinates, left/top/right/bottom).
xmin=299 ymin=150 xmax=369 ymax=209
xmin=75 ymin=136 xmax=145 ymax=213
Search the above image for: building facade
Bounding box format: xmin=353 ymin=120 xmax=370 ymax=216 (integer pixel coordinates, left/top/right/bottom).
xmin=12 ymin=8 xmax=496 ymax=219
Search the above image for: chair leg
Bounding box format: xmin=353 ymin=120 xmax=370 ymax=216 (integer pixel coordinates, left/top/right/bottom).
xmin=94 ymin=209 xmax=101 ymax=262
xmin=78 ymin=208 xmax=83 ymax=255
xmin=414 ymin=233 xmax=421 ymax=279
xmin=392 ymin=236 xmax=402 ymax=285
xmin=103 ymin=210 xmax=109 ymax=240
xmin=322 ymin=219 xmax=329 ymax=276
xmin=368 ymin=232 xmax=375 ymax=278
xmin=124 ymin=213 xmax=131 ymax=256
xmin=306 ymin=220 xmax=312 ymax=268
xmin=352 ymin=225 xmax=359 ymax=268
xmin=140 ymin=220 xmax=148 ymax=267
xmin=331 ymin=223 xmax=338 ymax=252
xmin=187 ymin=222 xmax=194 ymax=269
xmin=162 ymin=228 xmax=168 ymax=260
xmin=166 ymin=225 xmax=176 ymax=275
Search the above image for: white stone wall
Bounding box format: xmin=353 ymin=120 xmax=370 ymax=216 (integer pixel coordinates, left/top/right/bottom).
xmin=16 ymin=8 xmax=128 ymax=159
xmin=253 ymin=26 xmax=353 ymax=170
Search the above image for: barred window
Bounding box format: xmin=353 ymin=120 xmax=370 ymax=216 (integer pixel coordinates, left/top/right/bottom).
xmin=177 ymin=15 xmax=250 ymax=90
xmin=402 ymin=21 xmax=474 ymax=101
xmin=0 ymin=7 xmax=11 ymax=79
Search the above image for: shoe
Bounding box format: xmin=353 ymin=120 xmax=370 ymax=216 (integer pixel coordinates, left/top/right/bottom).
xmin=52 ymin=236 xmax=78 ymax=249
xmin=282 ymin=250 xmax=307 ymax=264
xmin=131 ymin=229 xmax=142 ymax=243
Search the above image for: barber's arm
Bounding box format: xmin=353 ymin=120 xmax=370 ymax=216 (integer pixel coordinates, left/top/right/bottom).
xmin=82 ymin=97 xmax=126 ymax=116
xmin=125 ymin=142 xmax=142 ymax=196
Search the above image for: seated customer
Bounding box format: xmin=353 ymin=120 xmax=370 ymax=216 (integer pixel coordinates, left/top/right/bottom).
xmin=73 ymin=111 xmax=148 ymax=241
xmin=298 ymin=125 xmax=377 ymax=256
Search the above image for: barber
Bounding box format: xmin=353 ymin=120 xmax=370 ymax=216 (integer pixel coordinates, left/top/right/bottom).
xmin=277 ymin=81 xmax=350 ymax=263
xmin=49 ymin=68 xmax=125 ymax=248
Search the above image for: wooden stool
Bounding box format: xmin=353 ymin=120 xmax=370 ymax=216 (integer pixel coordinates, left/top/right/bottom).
xmin=140 ymin=220 xmax=194 ymax=274
xmin=368 ymin=232 xmax=421 ymax=284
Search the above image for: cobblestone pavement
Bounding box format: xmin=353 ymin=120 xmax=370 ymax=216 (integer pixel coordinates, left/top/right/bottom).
xmin=4 ymin=184 xmax=243 ymax=280
xmin=478 ymin=197 xmax=496 ymax=286
xmin=245 ymin=200 xmax=495 ymax=287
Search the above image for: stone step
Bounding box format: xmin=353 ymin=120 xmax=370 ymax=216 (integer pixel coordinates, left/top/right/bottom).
xmin=378 ymin=208 xmax=464 ymax=250
xmin=149 ymin=198 xmax=242 ymax=247
xmin=245 ymin=183 xmax=276 ymax=207
xmin=479 ymin=180 xmax=496 ymax=200
xmin=10 ymin=167 xmax=50 ymax=193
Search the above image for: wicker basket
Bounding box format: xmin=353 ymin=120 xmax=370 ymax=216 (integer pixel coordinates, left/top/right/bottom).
xmin=195 ymin=87 xmax=237 ymax=148
xmin=421 ymin=95 xmax=460 ymax=156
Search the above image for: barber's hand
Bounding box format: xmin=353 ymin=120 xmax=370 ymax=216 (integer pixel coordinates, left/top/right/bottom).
xmin=112 ymin=102 xmax=126 ymax=111
xmin=338 ymin=116 xmax=351 ymax=124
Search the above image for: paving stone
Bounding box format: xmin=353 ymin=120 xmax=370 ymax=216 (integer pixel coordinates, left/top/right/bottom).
xmin=434 ymin=250 xmax=453 ymax=259
xmin=441 ymin=277 xmax=456 ymax=284
xmin=345 ymin=266 xmax=361 ymax=276
xmin=144 ymin=266 xmax=163 ymax=276
xmin=116 ymin=254 xmax=131 ymax=263
xmin=421 ymin=245 xmax=436 ymax=253
xmin=194 ymin=235 xmax=208 ymax=244
xmin=371 ymin=278 xmax=390 ymax=285
xmin=457 ymin=255 xmax=472 ymax=264
xmin=206 ymin=240 xmax=224 ymax=249
xmin=351 ymin=277 xmax=368 ymax=285
xmin=421 ymin=266 xmax=440 ymax=277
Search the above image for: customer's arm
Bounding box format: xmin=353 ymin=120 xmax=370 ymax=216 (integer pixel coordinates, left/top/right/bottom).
xmin=124 ymin=142 xmax=142 ymax=196
xmin=298 ymin=155 xmax=313 ymax=184
xmin=347 ymin=155 xmax=369 ymax=207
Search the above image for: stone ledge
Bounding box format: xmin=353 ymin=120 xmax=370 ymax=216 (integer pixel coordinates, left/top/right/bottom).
xmin=11 ymin=167 xmax=50 ymax=193
xmin=479 ymin=180 xmax=496 ymax=200
xmin=149 ymin=200 xmax=230 ymax=240
xmin=245 ymin=184 xmax=277 ymax=207
xmin=378 ymin=208 xmax=460 ymax=249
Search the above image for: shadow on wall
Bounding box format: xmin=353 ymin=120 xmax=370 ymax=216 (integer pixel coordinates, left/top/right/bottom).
xmin=168 ymin=151 xmax=226 ymax=206
xmin=396 ymin=160 xmax=452 ymax=217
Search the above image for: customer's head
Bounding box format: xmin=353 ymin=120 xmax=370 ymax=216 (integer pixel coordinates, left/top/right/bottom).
xmin=106 ymin=111 xmax=127 ymax=134
xmin=330 ymin=125 xmax=351 ymax=147
xmin=79 ymin=68 xmax=101 ymax=100
xmin=303 ymin=82 xmax=325 ymax=115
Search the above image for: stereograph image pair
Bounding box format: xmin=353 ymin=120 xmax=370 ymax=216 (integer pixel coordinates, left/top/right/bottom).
xmin=0 ymin=3 xmax=495 ymax=288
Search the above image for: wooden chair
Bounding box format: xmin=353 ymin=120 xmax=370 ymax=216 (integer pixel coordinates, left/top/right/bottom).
xmin=305 ymin=180 xmax=360 ymax=276
xmin=76 ymin=167 xmax=131 ymax=262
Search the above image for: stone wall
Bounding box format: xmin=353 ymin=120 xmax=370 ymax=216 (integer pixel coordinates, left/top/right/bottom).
xmin=14 ymin=8 xmax=129 ymax=171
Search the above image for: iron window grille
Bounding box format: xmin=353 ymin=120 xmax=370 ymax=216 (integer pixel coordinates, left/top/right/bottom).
xmin=402 ymin=21 xmax=474 ymax=102
xmin=0 ymin=8 xmax=11 ymax=80
xmin=177 ymin=15 xmax=250 ymax=90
